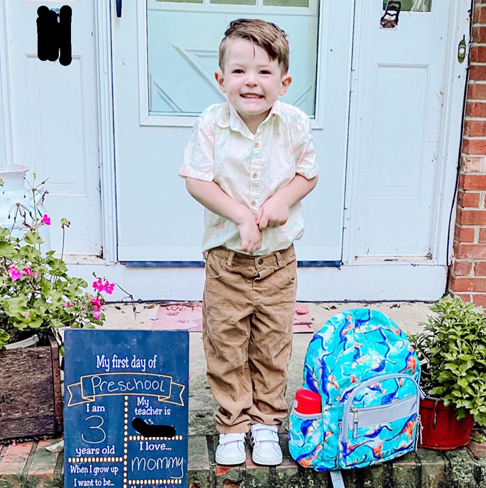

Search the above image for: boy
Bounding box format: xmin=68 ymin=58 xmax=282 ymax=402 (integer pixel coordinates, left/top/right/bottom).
xmin=179 ymin=18 xmax=318 ymax=466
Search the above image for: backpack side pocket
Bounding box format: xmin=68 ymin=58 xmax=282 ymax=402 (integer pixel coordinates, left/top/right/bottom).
xmin=289 ymin=409 xmax=324 ymax=468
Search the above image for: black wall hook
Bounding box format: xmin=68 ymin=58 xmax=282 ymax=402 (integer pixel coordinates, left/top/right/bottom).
xmin=36 ymin=5 xmax=72 ymax=66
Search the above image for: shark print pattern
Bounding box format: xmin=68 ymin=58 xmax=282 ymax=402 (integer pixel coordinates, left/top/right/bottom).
xmin=289 ymin=309 xmax=421 ymax=472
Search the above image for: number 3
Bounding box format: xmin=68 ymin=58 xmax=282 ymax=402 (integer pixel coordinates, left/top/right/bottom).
xmin=82 ymin=415 xmax=106 ymax=444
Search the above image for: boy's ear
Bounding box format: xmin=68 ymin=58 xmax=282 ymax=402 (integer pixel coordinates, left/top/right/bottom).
xmin=279 ymin=74 xmax=292 ymax=96
xmin=215 ymin=70 xmax=226 ymax=93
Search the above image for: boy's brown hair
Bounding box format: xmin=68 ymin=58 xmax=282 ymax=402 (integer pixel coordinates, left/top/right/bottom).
xmin=219 ymin=18 xmax=290 ymax=74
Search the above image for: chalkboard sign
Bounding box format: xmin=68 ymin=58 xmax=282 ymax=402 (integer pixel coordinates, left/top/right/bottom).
xmin=64 ymin=330 xmax=189 ymax=488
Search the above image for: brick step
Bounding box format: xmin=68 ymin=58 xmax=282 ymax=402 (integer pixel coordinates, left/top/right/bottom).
xmin=1 ymin=435 xmax=485 ymax=488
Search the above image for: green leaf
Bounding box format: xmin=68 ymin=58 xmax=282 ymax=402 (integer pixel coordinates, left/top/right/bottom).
xmin=49 ymin=319 xmax=65 ymax=329
xmin=0 ymin=241 xmax=16 ymax=258
xmin=0 ymin=227 xmax=11 ymax=238
xmin=17 ymin=245 xmax=41 ymax=261
xmin=47 ymin=258 xmax=68 ymax=275
xmin=437 ymin=371 xmax=454 ymax=382
xmin=458 ymin=361 xmax=474 ymax=374
xmin=24 ymin=231 xmax=44 ymax=245
xmin=430 ymin=386 xmax=447 ymax=396
xmin=0 ymin=296 xmax=29 ymax=315
xmin=23 ymin=316 xmax=44 ymax=328
xmin=0 ymin=328 xmax=10 ymax=348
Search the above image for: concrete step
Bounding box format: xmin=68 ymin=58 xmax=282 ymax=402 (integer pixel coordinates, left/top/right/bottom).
xmin=1 ymin=435 xmax=485 ymax=488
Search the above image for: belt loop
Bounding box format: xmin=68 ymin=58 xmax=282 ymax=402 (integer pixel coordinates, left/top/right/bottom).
xmin=227 ymin=251 xmax=235 ymax=267
xmin=275 ymin=251 xmax=282 ymax=267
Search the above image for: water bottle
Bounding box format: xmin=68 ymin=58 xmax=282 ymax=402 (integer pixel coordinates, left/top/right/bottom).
xmin=294 ymin=388 xmax=322 ymax=415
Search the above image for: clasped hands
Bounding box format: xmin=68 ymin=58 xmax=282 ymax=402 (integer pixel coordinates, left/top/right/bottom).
xmin=237 ymin=195 xmax=289 ymax=253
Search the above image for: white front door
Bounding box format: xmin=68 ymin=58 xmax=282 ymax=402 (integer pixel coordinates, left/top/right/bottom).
xmin=346 ymin=0 xmax=456 ymax=263
xmin=112 ymin=0 xmax=353 ymax=262
xmin=2 ymin=1 xmax=102 ymax=255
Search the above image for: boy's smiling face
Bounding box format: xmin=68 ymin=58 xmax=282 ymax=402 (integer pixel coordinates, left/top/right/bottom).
xmin=215 ymin=38 xmax=292 ymax=133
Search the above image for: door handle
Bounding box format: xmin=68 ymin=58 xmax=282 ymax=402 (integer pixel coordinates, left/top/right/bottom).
xmin=117 ymin=0 xmax=122 ymax=18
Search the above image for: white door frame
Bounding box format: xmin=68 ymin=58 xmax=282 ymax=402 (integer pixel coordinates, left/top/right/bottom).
xmin=95 ymin=2 xmax=117 ymax=265
xmin=0 ymin=2 xmax=14 ymax=169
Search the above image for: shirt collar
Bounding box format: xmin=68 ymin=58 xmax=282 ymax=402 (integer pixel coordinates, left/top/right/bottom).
xmin=216 ymin=100 xmax=283 ymax=134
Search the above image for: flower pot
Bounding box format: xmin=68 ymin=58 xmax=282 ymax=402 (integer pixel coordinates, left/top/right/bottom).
xmin=0 ymin=334 xmax=62 ymax=442
xmin=419 ymin=397 xmax=474 ymax=450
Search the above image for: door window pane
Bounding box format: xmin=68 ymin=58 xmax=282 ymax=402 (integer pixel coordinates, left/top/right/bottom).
xmin=264 ymin=0 xmax=309 ymax=7
xmin=146 ymin=0 xmax=319 ymax=116
xmin=383 ymin=0 xmax=431 ymax=12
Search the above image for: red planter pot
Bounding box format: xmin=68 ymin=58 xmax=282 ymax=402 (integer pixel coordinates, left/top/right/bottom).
xmin=419 ymin=397 xmax=474 ymax=450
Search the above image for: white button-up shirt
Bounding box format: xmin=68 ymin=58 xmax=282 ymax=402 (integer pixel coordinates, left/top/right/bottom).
xmin=179 ymin=100 xmax=318 ymax=256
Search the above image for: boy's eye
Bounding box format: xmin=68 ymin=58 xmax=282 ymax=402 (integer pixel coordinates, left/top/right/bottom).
xmin=260 ymin=70 xmax=271 ymax=75
xmin=233 ymin=69 xmax=244 ymax=74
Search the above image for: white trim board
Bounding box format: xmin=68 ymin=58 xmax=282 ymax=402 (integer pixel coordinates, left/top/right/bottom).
xmin=96 ymin=0 xmax=117 ymax=264
xmin=67 ymin=261 xmax=447 ymax=302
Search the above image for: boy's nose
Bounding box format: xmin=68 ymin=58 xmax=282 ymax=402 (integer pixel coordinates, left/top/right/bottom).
xmin=245 ymin=74 xmax=257 ymax=86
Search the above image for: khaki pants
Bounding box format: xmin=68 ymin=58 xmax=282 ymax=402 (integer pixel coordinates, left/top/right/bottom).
xmin=202 ymin=245 xmax=297 ymax=434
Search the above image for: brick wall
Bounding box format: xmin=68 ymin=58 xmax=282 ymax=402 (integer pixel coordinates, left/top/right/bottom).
xmin=449 ymin=0 xmax=486 ymax=306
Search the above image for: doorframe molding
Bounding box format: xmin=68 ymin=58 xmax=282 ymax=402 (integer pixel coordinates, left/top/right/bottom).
xmin=95 ymin=0 xmax=118 ymax=264
xmin=434 ymin=0 xmax=473 ymax=266
xmin=0 ymin=1 xmax=14 ymax=167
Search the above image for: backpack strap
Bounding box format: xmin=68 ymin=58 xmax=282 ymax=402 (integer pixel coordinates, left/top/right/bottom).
xmin=330 ymin=470 xmax=345 ymax=488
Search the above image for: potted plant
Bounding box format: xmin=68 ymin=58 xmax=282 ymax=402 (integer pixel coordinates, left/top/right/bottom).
xmin=409 ymin=295 xmax=486 ymax=450
xmin=0 ymin=175 xmax=115 ymax=442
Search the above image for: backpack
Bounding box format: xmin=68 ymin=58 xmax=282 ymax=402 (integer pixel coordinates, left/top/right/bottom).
xmin=288 ymin=309 xmax=422 ymax=487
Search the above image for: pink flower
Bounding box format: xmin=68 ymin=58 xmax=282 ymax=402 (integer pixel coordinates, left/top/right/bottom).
xmin=23 ymin=266 xmax=32 ymax=276
xmin=23 ymin=312 xmax=29 ymax=318
xmin=103 ymin=281 xmax=115 ymax=294
xmin=93 ymin=310 xmax=101 ymax=320
xmin=8 ymin=265 xmax=22 ymax=281
xmin=91 ymin=297 xmax=102 ymax=310
xmin=65 ymin=301 xmax=72 ymax=308
xmin=42 ymin=214 xmax=51 ymax=225
xmin=93 ymin=279 xmax=104 ymax=292
xmin=34 ymin=272 xmax=39 ymax=279
xmin=92 ymin=279 xmax=115 ymax=294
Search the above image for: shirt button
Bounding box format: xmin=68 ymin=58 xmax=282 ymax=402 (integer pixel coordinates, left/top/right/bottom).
xmin=251 ymin=200 xmax=256 ymax=206
xmin=254 ymin=142 xmax=260 ymax=148
xmin=252 ymin=172 xmax=258 ymax=178
xmin=258 ymin=258 xmax=264 ymax=265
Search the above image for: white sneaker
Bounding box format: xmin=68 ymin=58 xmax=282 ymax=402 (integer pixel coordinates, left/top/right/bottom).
xmin=250 ymin=424 xmax=283 ymax=466
xmin=215 ymin=433 xmax=246 ymax=465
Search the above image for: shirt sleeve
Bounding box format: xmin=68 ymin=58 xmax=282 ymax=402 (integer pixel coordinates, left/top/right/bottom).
xmin=294 ymin=115 xmax=319 ymax=179
xmin=178 ymin=113 xmax=215 ymax=182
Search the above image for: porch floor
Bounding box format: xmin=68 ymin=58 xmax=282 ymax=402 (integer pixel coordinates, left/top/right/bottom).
xmin=1 ymin=302 xmax=485 ymax=487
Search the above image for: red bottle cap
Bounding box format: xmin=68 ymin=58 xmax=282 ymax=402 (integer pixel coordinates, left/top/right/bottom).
xmin=294 ymin=388 xmax=322 ymax=415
